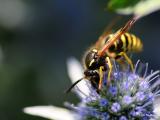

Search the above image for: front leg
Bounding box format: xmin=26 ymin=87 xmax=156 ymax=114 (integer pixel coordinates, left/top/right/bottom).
xmin=106 ymin=57 xmax=113 ymax=86
xmin=98 ymin=66 xmax=104 ymax=90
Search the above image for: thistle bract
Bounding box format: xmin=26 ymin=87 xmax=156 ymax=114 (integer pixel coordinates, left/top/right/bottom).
xmin=67 ymin=60 xmax=160 ymax=120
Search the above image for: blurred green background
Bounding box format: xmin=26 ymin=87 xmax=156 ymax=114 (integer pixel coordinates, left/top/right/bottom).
xmin=0 ymin=0 xmax=160 ymax=120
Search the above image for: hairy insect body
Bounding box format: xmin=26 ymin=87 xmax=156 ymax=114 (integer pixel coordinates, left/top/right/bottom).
xmin=84 ymin=32 xmax=143 ymax=69
xmin=83 ymin=32 xmax=143 ymax=90
xmin=66 ymin=17 xmax=141 ymax=93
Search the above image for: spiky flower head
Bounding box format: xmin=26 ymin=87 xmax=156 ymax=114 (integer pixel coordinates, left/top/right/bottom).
xmin=66 ymin=60 xmax=160 ymax=120
xmin=23 ymin=58 xmax=160 ymax=120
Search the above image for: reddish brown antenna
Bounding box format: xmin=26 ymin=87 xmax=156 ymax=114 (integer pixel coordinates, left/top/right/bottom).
xmin=98 ymin=16 xmax=139 ymax=56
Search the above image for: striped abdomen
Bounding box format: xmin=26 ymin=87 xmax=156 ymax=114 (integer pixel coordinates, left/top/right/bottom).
xmin=107 ymin=32 xmax=143 ymax=55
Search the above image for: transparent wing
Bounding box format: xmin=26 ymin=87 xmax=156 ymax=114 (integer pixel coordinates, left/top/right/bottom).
xmin=95 ymin=16 xmax=121 ymax=49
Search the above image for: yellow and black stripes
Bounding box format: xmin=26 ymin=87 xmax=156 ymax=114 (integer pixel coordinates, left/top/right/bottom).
xmin=107 ymin=32 xmax=143 ymax=55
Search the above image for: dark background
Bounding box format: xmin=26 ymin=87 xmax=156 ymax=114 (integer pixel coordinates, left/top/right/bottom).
xmin=0 ymin=0 xmax=160 ymax=120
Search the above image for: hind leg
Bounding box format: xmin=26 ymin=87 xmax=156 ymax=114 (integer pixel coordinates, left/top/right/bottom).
xmin=119 ymin=52 xmax=134 ymax=71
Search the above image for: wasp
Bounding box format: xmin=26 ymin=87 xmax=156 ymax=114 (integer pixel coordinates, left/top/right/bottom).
xmin=66 ymin=16 xmax=143 ymax=93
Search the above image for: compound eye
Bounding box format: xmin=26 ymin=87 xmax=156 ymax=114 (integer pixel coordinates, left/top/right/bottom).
xmin=85 ymin=49 xmax=98 ymax=70
xmin=89 ymin=58 xmax=96 ymax=67
xmin=85 ymin=51 xmax=95 ymax=68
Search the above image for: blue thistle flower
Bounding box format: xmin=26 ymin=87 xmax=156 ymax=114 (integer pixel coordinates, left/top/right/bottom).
xmin=67 ymin=60 xmax=160 ymax=120
xmin=119 ymin=116 xmax=128 ymax=120
xmin=109 ymin=86 xmax=118 ymax=96
xmin=99 ymin=98 xmax=108 ymax=107
xmin=111 ymin=102 xmax=121 ymax=113
xmin=122 ymin=95 xmax=133 ymax=105
xmin=24 ymin=58 xmax=160 ymax=120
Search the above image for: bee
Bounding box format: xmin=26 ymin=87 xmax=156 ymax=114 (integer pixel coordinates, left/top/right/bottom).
xmin=66 ymin=16 xmax=142 ymax=93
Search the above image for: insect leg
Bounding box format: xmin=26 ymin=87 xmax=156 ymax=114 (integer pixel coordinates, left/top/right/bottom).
xmin=119 ymin=52 xmax=134 ymax=71
xmin=98 ymin=66 xmax=104 ymax=90
xmin=106 ymin=57 xmax=113 ymax=86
